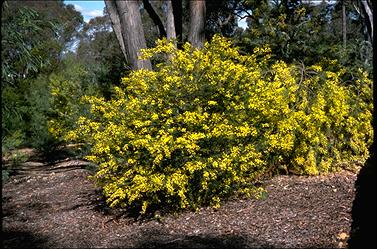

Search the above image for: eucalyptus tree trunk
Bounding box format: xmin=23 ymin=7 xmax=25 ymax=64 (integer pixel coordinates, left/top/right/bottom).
xmin=142 ymin=0 xmax=166 ymax=38
xmin=104 ymin=1 xmax=127 ymax=60
xmin=166 ymin=0 xmax=176 ymax=43
xmin=105 ymin=0 xmax=152 ymax=70
xmin=188 ymin=0 xmax=206 ymax=48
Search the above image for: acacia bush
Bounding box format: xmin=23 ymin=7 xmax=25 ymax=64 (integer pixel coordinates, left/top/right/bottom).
xmin=66 ymin=35 xmax=372 ymax=214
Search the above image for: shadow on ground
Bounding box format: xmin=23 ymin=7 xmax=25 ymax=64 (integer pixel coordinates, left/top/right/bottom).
xmin=348 ymin=152 xmax=377 ymax=249
xmin=2 ymin=230 xmax=48 ymax=249
xmin=133 ymin=227 xmax=277 ymax=249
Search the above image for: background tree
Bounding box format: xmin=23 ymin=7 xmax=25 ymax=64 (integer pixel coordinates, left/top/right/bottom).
xmin=106 ymin=0 xmax=208 ymax=62
xmin=76 ymin=13 xmax=128 ymax=98
xmin=142 ymin=0 xmax=167 ymax=39
xmin=235 ymin=0 xmax=372 ymax=71
xmin=105 ymin=0 xmax=152 ymax=70
xmin=205 ymin=0 xmax=241 ymax=39
xmin=1 ymin=1 xmax=82 ymax=86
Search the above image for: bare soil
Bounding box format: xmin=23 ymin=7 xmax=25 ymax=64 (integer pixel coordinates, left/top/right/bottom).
xmin=2 ymin=148 xmax=357 ymax=248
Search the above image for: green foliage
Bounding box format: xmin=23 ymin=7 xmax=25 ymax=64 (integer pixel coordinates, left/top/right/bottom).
xmin=76 ymin=15 xmax=128 ymax=98
xmin=2 ymin=170 xmax=10 ymax=184
xmin=7 ymin=151 xmax=29 ymax=168
xmin=205 ymin=0 xmax=240 ymax=38
xmin=2 ymin=149 xmax=29 ymax=184
xmin=1 ymin=1 xmax=84 ymax=152
xmin=1 ymin=85 xmax=28 ymax=144
xmin=66 ymin=35 xmax=372 ymax=215
xmin=1 ymin=5 xmax=50 ymax=85
xmin=2 ymin=131 xmax=25 ymax=154
xmin=237 ymin=1 xmax=372 ymax=72
xmin=48 ymin=54 xmax=101 ymax=145
xmin=27 ymin=75 xmax=55 ymax=150
xmin=2 ymin=74 xmax=59 ymax=152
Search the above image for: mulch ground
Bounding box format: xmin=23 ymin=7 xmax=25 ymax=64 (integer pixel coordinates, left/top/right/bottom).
xmin=2 ymin=149 xmax=357 ymax=248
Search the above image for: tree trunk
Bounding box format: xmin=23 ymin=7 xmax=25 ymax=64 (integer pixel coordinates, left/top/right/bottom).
xmin=188 ymin=0 xmax=206 ymax=48
xmin=142 ymin=0 xmax=166 ymax=38
xmin=116 ymin=0 xmax=152 ymax=70
xmin=104 ymin=0 xmax=127 ymax=60
xmin=166 ymin=0 xmax=176 ymax=43
xmin=105 ymin=0 xmax=152 ymax=70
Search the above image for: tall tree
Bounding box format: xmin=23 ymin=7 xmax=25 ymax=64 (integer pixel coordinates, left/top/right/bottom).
xmin=76 ymin=13 xmax=128 ymax=97
xmin=105 ymin=1 xmax=127 ymax=59
xmin=105 ymin=0 xmax=208 ymax=67
xmin=205 ymin=0 xmax=240 ymax=38
xmin=188 ymin=0 xmax=206 ymax=48
xmin=2 ymin=0 xmax=83 ymax=85
xmin=166 ymin=0 xmax=177 ymax=42
xmin=142 ymin=0 xmax=166 ymax=38
xmin=105 ymin=0 xmax=152 ymax=70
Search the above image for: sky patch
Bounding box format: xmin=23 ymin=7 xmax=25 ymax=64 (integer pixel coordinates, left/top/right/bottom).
xmin=65 ymin=1 xmax=105 ymax=23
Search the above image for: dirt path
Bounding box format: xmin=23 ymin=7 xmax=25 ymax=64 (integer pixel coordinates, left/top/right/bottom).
xmin=2 ymin=152 xmax=356 ymax=248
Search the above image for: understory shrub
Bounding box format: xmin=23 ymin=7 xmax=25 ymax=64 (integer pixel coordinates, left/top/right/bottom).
xmin=66 ymin=35 xmax=372 ymax=214
xmin=1 ymin=75 xmax=55 ymax=152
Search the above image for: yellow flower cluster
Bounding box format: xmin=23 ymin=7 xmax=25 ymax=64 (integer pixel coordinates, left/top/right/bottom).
xmin=66 ymin=35 xmax=372 ymax=214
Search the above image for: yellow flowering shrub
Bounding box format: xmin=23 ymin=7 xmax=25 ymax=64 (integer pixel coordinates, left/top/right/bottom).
xmin=66 ymin=35 xmax=372 ymax=214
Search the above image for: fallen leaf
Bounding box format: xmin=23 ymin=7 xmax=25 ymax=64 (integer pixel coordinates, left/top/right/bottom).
xmin=338 ymin=232 xmax=349 ymax=240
